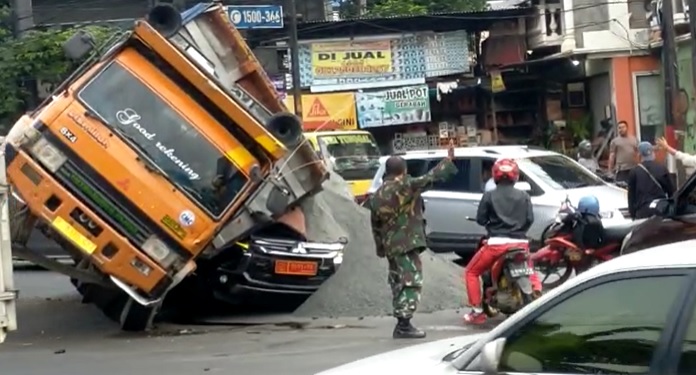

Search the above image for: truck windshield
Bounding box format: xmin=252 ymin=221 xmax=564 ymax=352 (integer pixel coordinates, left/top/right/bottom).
xmin=77 ymin=61 xmax=247 ymax=218
xmin=318 ymin=133 xmax=381 ymax=181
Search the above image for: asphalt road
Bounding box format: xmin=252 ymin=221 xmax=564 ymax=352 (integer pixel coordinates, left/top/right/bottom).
xmin=1 ymin=271 xmax=489 ymax=375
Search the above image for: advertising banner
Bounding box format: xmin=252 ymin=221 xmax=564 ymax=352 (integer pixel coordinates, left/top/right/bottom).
xmin=355 ymin=85 xmax=431 ymax=128
xmin=311 ymin=41 xmax=392 ymax=80
xmin=284 ymin=92 xmax=357 ymax=131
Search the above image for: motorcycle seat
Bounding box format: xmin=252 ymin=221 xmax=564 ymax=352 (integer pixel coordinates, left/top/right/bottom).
xmin=603 ymin=221 xmax=638 ymax=242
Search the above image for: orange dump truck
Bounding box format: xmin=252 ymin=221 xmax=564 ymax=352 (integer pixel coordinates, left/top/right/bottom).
xmin=3 ymin=3 xmax=330 ymax=331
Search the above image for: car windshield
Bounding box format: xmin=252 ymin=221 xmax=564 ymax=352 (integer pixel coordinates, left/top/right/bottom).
xmin=518 ymin=155 xmax=603 ymax=190
xmin=318 ymin=134 xmax=381 ymax=181
xmin=77 ymin=61 xmax=247 ymax=217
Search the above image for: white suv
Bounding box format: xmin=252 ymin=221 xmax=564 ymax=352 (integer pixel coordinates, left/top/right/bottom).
xmin=367 ymin=146 xmax=631 ymax=258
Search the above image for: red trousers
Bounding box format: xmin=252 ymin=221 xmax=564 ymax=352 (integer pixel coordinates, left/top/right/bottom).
xmin=464 ymin=241 xmax=542 ymax=308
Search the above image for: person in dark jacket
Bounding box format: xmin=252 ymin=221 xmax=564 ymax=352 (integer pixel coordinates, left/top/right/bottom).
xmin=627 ymin=142 xmax=675 ymax=220
xmin=463 ymin=159 xmax=541 ymax=325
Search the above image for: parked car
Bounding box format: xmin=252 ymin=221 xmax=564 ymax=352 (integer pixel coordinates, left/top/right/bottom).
xmin=621 ymin=169 xmax=696 ymax=255
xmin=316 ymin=239 xmax=696 ymax=375
xmin=367 ymin=146 xmax=631 ymax=258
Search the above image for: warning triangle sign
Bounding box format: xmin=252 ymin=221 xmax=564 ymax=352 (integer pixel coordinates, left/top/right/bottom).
xmin=307 ymin=98 xmax=329 ymax=118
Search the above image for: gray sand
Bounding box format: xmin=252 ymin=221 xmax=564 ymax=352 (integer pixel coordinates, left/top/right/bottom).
xmin=296 ymin=174 xmax=466 ymax=318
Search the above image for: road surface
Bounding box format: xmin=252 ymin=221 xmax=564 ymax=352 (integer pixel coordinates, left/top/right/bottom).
xmin=1 ymin=271 xmax=488 ymax=375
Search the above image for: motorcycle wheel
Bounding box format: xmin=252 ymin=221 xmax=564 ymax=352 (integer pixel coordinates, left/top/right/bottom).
xmin=483 ymin=301 xmax=499 ymax=318
xmin=536 ymin=257 xmax=573 ymax=290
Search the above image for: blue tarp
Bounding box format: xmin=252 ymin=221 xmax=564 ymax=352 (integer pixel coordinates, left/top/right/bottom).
xmin=180 ymin=3 xmax=211 ymax=24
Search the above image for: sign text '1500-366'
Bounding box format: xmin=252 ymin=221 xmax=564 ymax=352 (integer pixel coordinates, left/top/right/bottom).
xmin=226 ymin=5 xmax=284 ymax=29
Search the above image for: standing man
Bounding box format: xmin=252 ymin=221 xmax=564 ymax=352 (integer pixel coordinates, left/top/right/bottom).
xmin=609 ymin=121 xmax=638 ymax=183
xmin=627 ymin=142 xmax=674 ymax=220
xmin=369 ymin=141 xmax=457 ymax=339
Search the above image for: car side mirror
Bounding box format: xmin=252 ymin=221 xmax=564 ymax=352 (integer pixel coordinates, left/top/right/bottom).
xmin=649 ymin=198 xmax=672 ymax=216
xmin=481 ymin=338 xmax=506 ymax=375
xmin=514 ymin=181 xmax=532 ymax=192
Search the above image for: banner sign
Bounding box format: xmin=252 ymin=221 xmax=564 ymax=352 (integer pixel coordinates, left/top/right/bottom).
xmin=284 ymin=92 xmax=358 ymax=131
xmin=319 ymin=133 xmax=373 ymax=145
xmin=297 ymin=31 xmax=469 ymax=91
xmin=355 ymin=85 xmax=431 ymax=128
xmin=311 ymin=41 xmax=392 ymax=79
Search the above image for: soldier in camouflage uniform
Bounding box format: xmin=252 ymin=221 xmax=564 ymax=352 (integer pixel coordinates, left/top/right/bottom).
xmin=369 ymin=141 xmax=457 ymax=339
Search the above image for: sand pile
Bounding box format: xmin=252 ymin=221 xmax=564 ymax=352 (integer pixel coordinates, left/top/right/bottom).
xmin=296 ymin=173 xmax=465 ymax=318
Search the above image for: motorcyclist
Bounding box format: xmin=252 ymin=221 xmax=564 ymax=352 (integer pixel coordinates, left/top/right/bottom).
xmin=577 ymin=139 xmax=599 ymax=173
xmin=463 ymin=159 xmax=542 ymax=325
xmin=567 ymin=195 xmax=604 ymax=250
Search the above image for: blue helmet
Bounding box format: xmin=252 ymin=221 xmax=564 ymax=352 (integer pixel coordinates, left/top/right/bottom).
xmin=577 ymin=195 xmax=600 ymax=216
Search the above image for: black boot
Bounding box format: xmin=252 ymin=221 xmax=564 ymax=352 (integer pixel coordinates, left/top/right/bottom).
xmin=393 ymin=317 xmax=426 ymax=339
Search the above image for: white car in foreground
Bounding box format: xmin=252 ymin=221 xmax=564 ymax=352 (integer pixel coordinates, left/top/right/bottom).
xmin=317 ymin=240 xmax=696 ymax=374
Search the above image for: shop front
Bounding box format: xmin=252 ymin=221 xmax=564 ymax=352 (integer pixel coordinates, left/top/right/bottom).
xmin=284 ymin=29 xmax=473 ymax=153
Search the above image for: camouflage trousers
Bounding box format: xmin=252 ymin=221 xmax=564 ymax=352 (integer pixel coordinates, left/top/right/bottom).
xmin=387 ymin=251 xmax=423 ymax=319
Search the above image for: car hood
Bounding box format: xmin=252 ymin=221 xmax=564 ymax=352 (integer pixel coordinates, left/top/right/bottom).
xmin=315 ymin=333 xmax=486 ymax=375
xmin=560 ymin=185 xmax=628 ymax=211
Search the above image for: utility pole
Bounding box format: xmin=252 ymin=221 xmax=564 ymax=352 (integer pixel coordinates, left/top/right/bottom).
xmin=661 ymin=0 xmax=681 ymax=183
xmin=10 ymin=0 xmax=33 ymax=37
xmin=287 ymin=0 xmax=303 ymax=117
xmin=10 ymin=0 xmax=36 ymax=110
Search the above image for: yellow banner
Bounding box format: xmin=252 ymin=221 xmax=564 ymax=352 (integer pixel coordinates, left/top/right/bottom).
xmin=284 ymin=93 xmax=357 ymax=131
xmin=311 ymin=40 xmax=392 ymax=78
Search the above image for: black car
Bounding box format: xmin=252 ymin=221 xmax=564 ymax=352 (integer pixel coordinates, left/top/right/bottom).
xmin=621 ymin=172 xmax=696 ymax=255
xmin=209 ymin=235 xmax=345 ymax=303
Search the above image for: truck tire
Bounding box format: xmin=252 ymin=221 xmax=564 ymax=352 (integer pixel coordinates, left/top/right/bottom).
xmin=120 ymin=297 xmax=159 ymax=332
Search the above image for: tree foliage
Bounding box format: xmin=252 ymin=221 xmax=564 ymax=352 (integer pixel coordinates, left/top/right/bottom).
xmin=0 ymin=6 xmax=118 ymax=128
xmin=340 ymin=0 xmax=488 ymax=18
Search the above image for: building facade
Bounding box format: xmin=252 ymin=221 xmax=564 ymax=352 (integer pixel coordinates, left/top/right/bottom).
xmin=525 ymin=0 xmax=664 ymax=144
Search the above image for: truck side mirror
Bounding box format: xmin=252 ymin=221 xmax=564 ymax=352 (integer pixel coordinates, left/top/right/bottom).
xmin=63 ymin=30 xmax=96 ymax=61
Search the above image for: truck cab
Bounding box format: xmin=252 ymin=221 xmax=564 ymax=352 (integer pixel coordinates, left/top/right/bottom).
xmin=3 ymin=4 xmax=325 ymax=330
xmin=304 ymin=130 xmax=381 ymax=202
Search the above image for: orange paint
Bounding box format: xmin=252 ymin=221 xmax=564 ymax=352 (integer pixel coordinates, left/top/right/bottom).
xmin=610 ymin=55 xmax=660 ymax=138
xmin=611 ymin=55 xmax=666 ymax=161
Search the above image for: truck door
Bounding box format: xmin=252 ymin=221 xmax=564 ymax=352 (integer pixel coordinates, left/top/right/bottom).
xmin=0 ymin=153 xmax=17 ymax=343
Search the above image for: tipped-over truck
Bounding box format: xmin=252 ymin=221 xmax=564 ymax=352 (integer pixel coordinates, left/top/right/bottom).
xmin=2 ymin=2 xmax=343 ymax=332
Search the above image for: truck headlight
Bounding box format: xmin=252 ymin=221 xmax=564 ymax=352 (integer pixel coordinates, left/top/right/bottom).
xmin=142 ymin=235 xmax=179 ymax=269
xmin=29 ymin=137 xmax=67 ymax=173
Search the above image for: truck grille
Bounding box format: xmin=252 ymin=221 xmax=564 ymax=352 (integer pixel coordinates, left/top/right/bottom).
xmin=56 ymin=161 xmax=152 ymax=245
xmin=43 ymin=130 xmax=191 ymax=260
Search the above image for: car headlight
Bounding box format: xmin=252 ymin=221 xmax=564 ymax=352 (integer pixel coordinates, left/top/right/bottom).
xmin=334 ymin=253 xmax=343 ymax=266
xmin=29 ymin=137 xmax=67 ymax=173
xmin=142 ymin=235 xmax=180 ymax=269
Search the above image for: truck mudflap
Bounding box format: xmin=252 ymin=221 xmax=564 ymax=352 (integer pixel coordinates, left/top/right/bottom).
xmin=0 ymin=151 xmax=18 ymax=343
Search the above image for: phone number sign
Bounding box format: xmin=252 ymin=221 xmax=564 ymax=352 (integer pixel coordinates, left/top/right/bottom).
xmin=226 ymin=5 xmax=284 ymax=29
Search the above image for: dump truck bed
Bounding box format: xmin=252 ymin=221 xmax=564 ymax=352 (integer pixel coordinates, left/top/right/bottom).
xmin=178 ymin=4 xmax=287 ymax=118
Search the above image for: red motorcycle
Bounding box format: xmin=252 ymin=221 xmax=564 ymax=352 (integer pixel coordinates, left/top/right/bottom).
xmin=531 ymin=198 xmax=636 ymax=289
xmin=466 ymin=218 xmax=537 ymax=317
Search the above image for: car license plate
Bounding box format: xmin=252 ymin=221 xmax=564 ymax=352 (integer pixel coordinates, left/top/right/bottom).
xmin=274 ymin=260 xmax=318 ymax=276
xmin=508 ymin=264 xmax=533 ymax=277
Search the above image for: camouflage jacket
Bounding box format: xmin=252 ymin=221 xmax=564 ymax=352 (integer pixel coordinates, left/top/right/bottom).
xmin=369 ymin=159 xmax=457 ymax=258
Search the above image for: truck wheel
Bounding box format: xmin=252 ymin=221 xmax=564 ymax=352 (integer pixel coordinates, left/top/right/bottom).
xmin=120 ymin=297 xmax=159 ymax=332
